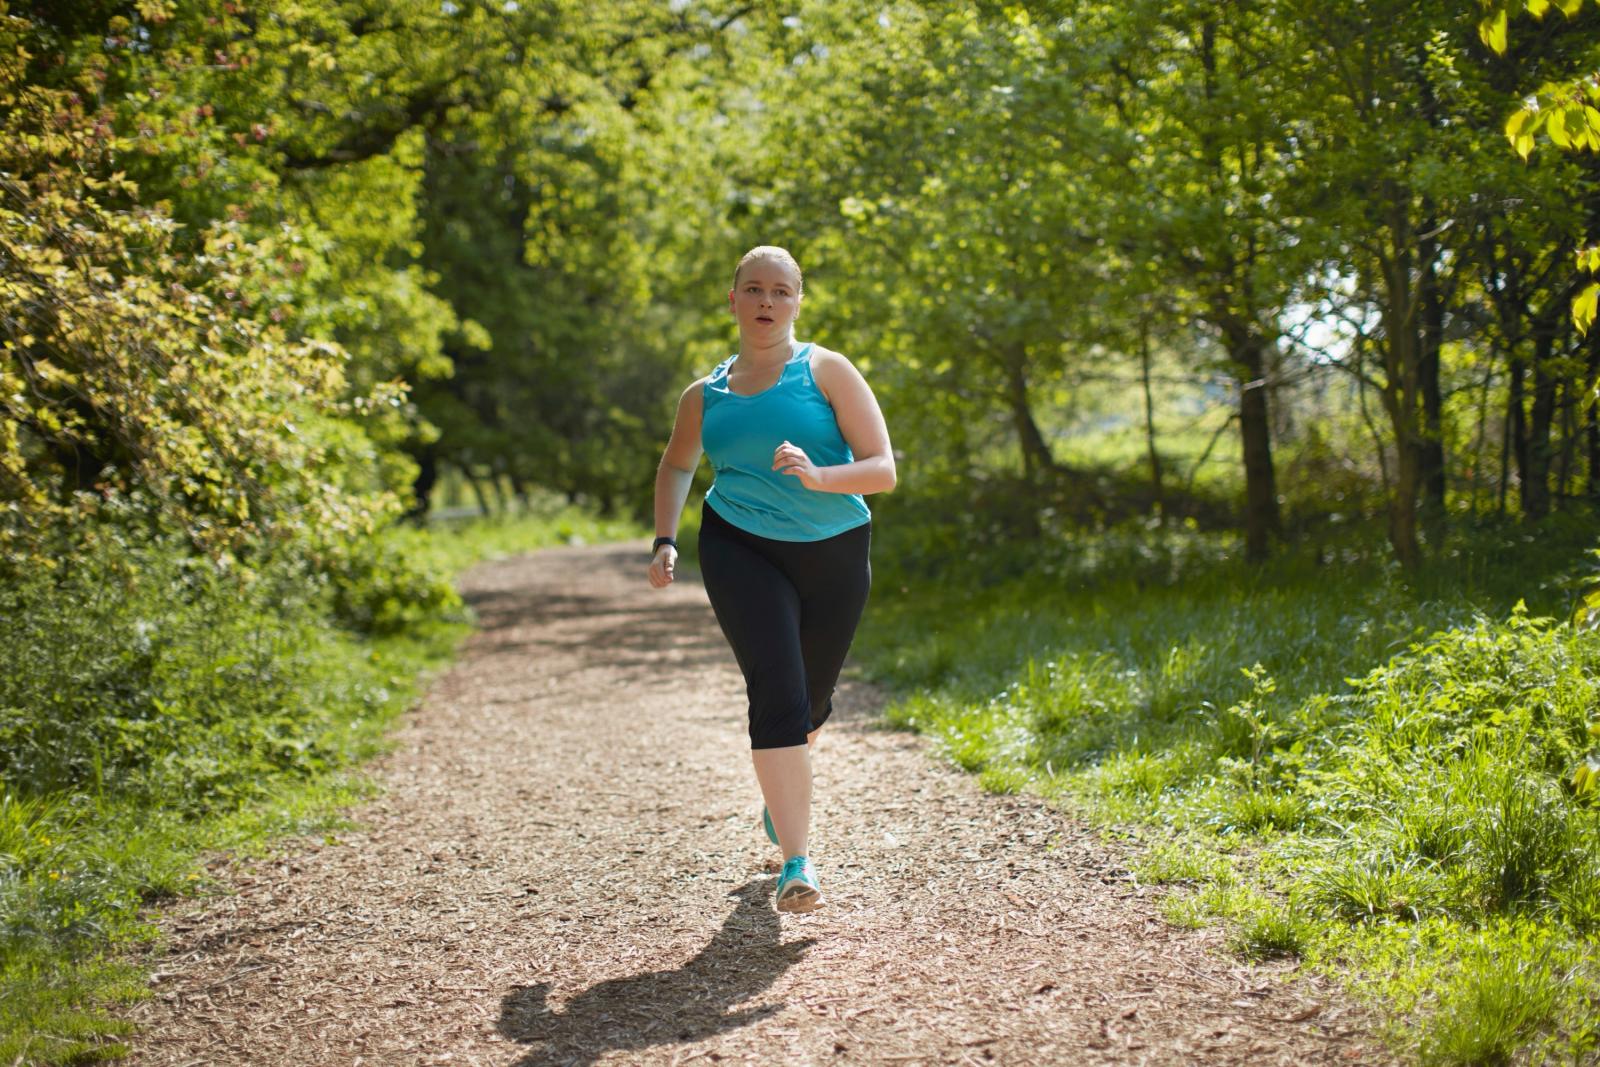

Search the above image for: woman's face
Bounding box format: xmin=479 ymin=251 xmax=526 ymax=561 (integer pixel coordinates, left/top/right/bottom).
xmin=729 ymin=258 xmax=802 ymax=343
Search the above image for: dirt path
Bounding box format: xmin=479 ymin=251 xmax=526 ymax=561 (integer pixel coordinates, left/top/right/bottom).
xmin=129 ymin=542 xmax=1390 ymax=1066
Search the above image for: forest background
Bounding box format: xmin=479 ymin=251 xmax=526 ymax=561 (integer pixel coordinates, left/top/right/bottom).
xmin=4 ymin=0 xmax=1600 ymax=1063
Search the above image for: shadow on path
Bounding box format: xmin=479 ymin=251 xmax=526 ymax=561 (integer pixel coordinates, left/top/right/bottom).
xmin=462 ymin=547 xmax=732 ymax=687
xmin=497 ymin=879 xmax=812 ymax=1066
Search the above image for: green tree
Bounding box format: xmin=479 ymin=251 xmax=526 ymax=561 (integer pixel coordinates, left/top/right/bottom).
xmin=1080 ymin=0 xmax=1322 ymax=559
xmin=752 ymin=5 xmax=1122 ymax=521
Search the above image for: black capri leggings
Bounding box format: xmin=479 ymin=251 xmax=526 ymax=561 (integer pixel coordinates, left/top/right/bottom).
xmin=698 ymin=500 xmax=872 ymax=750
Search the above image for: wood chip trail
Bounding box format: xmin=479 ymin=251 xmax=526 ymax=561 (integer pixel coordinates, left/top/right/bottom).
xmin=129 ymin=542 xmax=1391 ymax=1066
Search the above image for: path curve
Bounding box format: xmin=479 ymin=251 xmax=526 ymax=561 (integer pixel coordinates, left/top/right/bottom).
xmin=129 ymin=542 xmax=1390 ymax=1066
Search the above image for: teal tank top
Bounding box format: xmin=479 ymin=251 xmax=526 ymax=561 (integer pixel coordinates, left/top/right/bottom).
xmin=702 ymin=343 xmax=872 ymax=542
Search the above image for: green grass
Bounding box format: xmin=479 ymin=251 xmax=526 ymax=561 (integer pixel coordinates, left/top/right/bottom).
xmin=423 ymin=497 xmax=646 ymax=573
xmin=1230 ymin=899 xmax=1314 ymax=960
xmin=0 ymin=501 xmax=642 ymax=1065
xmin=857 ymin=507 xmax=1600 ymax=1064
xmin=1415 ymin=928 xmax=1571 ymax=1066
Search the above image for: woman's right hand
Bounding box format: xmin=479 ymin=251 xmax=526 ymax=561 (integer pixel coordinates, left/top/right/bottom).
xmin=648 ymin=545 xmax=677 ymax=588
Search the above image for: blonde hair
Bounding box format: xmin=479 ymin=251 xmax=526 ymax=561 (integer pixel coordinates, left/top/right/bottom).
xmin=733 ymin=245 xmax=803 ymax=294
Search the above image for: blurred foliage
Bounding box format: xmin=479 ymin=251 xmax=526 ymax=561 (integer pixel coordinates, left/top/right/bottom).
xmin=743 ymin=0 xmax=1600 ymax=566
xmin=9 ymin=0 xmax=1600 ymax=565
xmin=1479 ymin=0 xmax=1600 ymax=334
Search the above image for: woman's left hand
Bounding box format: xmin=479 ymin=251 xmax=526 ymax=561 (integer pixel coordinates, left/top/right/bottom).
xmin=773 ymin=440 xmax=827 ymax=491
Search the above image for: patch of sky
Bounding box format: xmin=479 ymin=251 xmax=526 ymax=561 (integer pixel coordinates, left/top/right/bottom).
xmin=1281 ymin=268 xmax=1366 ymax=367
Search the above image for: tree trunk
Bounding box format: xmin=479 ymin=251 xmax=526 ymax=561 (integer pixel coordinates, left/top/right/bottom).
xmin=1589 ymin=331 xmax=1600 ymax=502
xmin=487 ymin=462 xmax=509 ymax=515
xmin=1003 ymin=344 xmax=1056 ymax=483
xmin=1471 ymin=360 xmax=1494 ymax=516
xmin=1556 ymin=378 xmax=1578 ymax=508
xmin=406 ymin=444 xmax=438 ymax=523
xmin=1504 ymin=353 xmax=1526 ymax=514
xmin=1475 ymin=220 xmax=1526 ymax=517
xmin=1418 ymin=247 xmax=1446 ymax=513
xmin=508 ymin=469 xmax=531 ymax=513
xmin=464 ymin=467 xmax=492 ymax=518
xmin=1140 ymin=318 xmax=1165 ymax=522
xmin=1376 ymin=202 xmax=1423 ymax=569
xmin=1235 ymin=335 xmax=1280 ymax=561
xmin=1589 ymin=398 xmax=1600 ymax=503
xmin=1414 ymin=77 xmax=1447 ymax=527
xmin=1523 ymin=328 xmax=1558 ymax=521
xmin=1389 ymin=437 xmax=1423 ymax=571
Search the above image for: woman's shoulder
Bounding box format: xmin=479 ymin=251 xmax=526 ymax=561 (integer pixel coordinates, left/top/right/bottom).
xmin=678 ymin=374 xmax=710 ymax=410
xmin=805 ymin=344 xmax=857 ymax=374
xmin=806 ymin=344 xmax=866 ymax=393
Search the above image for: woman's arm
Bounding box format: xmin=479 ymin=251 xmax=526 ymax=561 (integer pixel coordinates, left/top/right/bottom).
xmin=774 ymin=349 xmax=896 ymax=495
xmin=649 ymin=379 xmax=705 ymax=588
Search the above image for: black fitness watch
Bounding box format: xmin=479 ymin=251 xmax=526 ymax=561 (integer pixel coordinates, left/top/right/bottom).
xmin=652 ymin=536 xmax=678 ymax=555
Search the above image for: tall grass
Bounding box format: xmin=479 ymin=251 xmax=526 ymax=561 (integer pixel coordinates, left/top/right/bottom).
xmin=857 ymin=508 xmax=1600 ymax=1064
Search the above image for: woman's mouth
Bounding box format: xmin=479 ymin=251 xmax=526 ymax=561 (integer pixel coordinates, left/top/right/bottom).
xmin=756 ymin=315 xmax=773 ymax=323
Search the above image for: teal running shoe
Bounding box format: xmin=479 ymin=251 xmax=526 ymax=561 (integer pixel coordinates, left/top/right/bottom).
xmin=761 ymin=805 xmax=779 ymax=847
xmin=775 ymin=855 xmax=823 ymax=913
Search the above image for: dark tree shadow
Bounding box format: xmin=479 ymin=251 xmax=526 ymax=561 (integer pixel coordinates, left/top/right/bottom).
xmin=496 ymin=879 xmax=811 ymax=1066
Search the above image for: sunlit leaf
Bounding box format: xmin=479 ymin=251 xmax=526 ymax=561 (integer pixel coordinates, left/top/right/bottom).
xmin=1480 ymin=8 xmax=1509 ymax=53
xmin=1548 ymin=107 xmax=1572 ymax=147
xmin=1574 ymin=282 xmax=1600 ymax=335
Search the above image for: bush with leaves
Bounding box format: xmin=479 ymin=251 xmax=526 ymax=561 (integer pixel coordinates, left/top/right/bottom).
xmin=0 ymin=503 xmax=357 ymax=806
xmin=0 ymin=9 xmax=409 ymax=573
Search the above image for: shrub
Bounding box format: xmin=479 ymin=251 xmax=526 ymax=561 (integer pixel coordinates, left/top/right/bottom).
xmin=0 ymin=527 xmax=360 ymax=807
xmin=320 ymin=523 xmax=464 ymax=635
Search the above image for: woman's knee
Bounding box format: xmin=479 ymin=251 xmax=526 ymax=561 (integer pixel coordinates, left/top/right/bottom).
xmin=808 ymin=694 xmax=834 ymax=732
xmin=749 ymin=693 xmax=813 ymax=750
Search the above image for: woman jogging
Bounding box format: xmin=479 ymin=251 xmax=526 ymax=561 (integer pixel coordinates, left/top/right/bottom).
xmin=647 ymin=245 xmax=896 ymax=913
